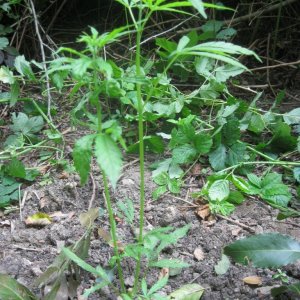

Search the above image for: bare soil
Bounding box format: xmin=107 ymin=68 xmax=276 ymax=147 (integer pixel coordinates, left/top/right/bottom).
xmin=1 ymin=149 xmax=300 ymax=299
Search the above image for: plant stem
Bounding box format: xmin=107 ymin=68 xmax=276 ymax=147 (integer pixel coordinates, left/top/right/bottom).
xmin=93 ymin=71 xmax=125 ymax=292
xmin=133 ymin=4 xmax=146 ymax=296
xmin=102 ymin=172 xmax=126 ymax=292
xmin=219 ymin=160 xmax=300 ymax=174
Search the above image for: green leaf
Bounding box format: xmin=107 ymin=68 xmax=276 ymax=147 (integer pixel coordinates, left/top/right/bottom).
xmin=148 ymin=276 xmax=168 ymax=295
xmin=222 ymin=117 xmax=240 ymax=146
xmin=0 ymin=274 xmax=38 ymax=300
xmin=150 ymin=259 xmax=189 ymax=268
xmin=117 ymin=198 xmax=134 ymax=224
xmin=226 ymin=142 xmax=246 ymax=166
xmin=14 ymin=55 xmax=36 ymax=80
xmin=188 ymin=0 xmax=207 ymax=18
xmin=152 ymin=185 xmax=168 ymax=200
xmin=73 ymin=134 xmax=95 ymax=185
xmin=62 ymin=247 xmax=110 ymax=281
xmin=10 ymin=112 xmax=44 ymax=136
xmin=271 ymin=282 xmax=300 ymax=297
xmin=227 ymin=190 xmax=245 ymax=205
xmin=231 ymin=174 xmax=250 ymax=193
xmin=0 ymin=176 xmax=20 ymax=208
xmin=208 ymin=179 xmax=230 ymax=201
xmin=293 ymin=167 xmax=300 ymax=182
xmin=177 ymin=36 xmax=190 ymax=51
xmin=6 ymin=158 xmax=26 ymax=179
xmin=209 ymin=144 xmax=226 ymax=171
xmin=214 ymin=254 xmax=230 ymax=275
xmin=167 ymin=283 xmax=204 ymax=300
xmin=172 ymin=144 xmax=197 ymax=164
xmin=248 ymin=114 xmax=265 ymax=134
xmin=167 ymin=178 xmax=181 ymax=194
xmin=247 ymin=173 xmax=261 ymax=188
xmin=0 ymin=37 xmax=9 ymax=50
xmin=215 ymin=65 xmax=244 ymax=82
xmin=94 ymin=134 xmax=123 ymax=189
xmin=270 ymin=122 xmax=297 ymax=153
xmin=209 ymin=201 xmax=235 ymax=216
xmin=224 ymin=233 xmax=300 ymax=268
xmin=194 ymin=133 xmax=213 ymax=154
xmin=0 ymin=66 xmax=15 ymax=84
xmin=283 ymin=108 xmax=300 ymax=125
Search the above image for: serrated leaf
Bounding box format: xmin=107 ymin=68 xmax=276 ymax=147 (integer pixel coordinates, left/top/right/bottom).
xmin=248 ymin=114 xmax=265 ymax=134
xmin=208 ymin=179 xmax=230 ymax=201
xmin=222 ymin=117 xmax=240 ymax=146
xmin=152 ymin=185 xmax=168 ymax=200
xmin=209 ymin=144 xmax=226 ymax=171
xmin=148 ymin=276 xmax=168 ymax=295
xmin=0 ymin=274 xmax=38 ymax=300
xmin=73 ymin=134 xmax=95 ymax=185
xmin=194 ymin=133 xmax=212 ymax=154
xmin=94 ymin=134 xmax=123 ymax=189
xmin=215 ymin=65 xmax=244 ymax=82
xmin=6 ymin=158 xmax=26 ymax=179
xmin=224 ymin=233 xmax=300 ymax=267
xmin=172 ymin=144 xmax=197 ymax=164
xmin=167 ymin=283 xmax=204 ymax=300
xmin=214 ymin=254 xmax=230 ymax=275
xmin=226 ymin=142 xmax=246 ymax=166
xmin=270 ymin=122 xmax=297 ymax=153
xmin=14 ymin=55 xmax=36 ymax=80
xmin=0 ymin=66 xmax=14 ymax=83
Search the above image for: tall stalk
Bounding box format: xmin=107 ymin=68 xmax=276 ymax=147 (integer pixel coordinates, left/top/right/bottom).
xmin=132 ymin=3 xmax=146 ymax=294
xmin=93 ymin=57 xmax=126 ymax=292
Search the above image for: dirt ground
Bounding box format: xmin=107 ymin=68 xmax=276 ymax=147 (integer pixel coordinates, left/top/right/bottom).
xmin=1 ymin=148 xmax=300 ymax=299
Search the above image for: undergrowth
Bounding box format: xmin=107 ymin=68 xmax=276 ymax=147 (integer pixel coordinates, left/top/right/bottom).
xmin=0 ymin=0 xmax=300 ymax=299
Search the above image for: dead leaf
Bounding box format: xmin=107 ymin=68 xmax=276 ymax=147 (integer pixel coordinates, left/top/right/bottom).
xmin=158 ymin=267 xmax=169 ymax=280
xmin=58 ymin=171 xmax=69 ymax=179
xmin=195 ymin=204 xmax=210 ymax=220
xmin=25 ymin=212 xmax=52 ymax=227
xmin=193 ymin=247 xmax=205 ymax=261
xmin=232 ymin=227 xmax=242 ymax=236
xmin=50 ymin=211 xmax=75 ymax=221
xmin=243 ymin=276 xmax=262 ymax=286
xmin=79 ymin=208 xmax=99 ymax=228
xmin=98 ymin=228 xmax=112 ymax=243
xmin=191 ymin=163 xmax=201 ymax=176
xmin=0 ymin=220 xmax=11 ymax=227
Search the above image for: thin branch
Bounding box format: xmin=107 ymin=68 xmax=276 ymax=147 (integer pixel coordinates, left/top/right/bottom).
xmin=27 ymin=0 xmax=53 ymax=120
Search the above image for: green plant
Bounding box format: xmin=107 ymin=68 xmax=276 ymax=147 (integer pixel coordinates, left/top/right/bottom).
xmin=39 ymin=0 xmax=262 ymax=297
xmin=223 ymin=233 xmax=300 ymax=298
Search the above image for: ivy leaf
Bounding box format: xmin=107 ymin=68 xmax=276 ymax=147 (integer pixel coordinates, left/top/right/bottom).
xmin=224 ymin=233 xmax=300 ymax=267
xmin=208 ymin=179 xmax=230 ymax=201
xmin=194 ymin=133 xmax=213 ymax=154
xmin=73 ymin=134 xmax=95 ymax=185
xmin=209 ymin=144 xmax=226 ymax=171
xmin=94 ymin=134 xmax=123 ymax=189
